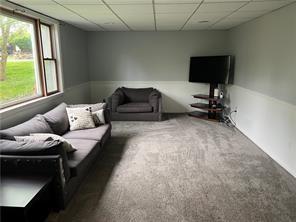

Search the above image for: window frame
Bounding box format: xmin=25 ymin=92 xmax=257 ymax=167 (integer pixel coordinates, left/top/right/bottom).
xmin=39 ymin=22 xmax=60 ymax=95
xmin=0 ymin=7 xmax=61 ymax=109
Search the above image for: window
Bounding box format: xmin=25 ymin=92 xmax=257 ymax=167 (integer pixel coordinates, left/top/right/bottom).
xmin=0 ymin=9 xmax=60 ymax=109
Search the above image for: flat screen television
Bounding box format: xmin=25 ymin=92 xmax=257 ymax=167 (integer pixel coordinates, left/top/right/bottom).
xmin=189 ymin=55 xmax=234 ymax=84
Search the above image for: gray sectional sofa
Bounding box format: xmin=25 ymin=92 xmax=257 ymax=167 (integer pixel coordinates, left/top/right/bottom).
xmin=0 ymin=103 xmax=111 ymax=210
xmin=108 ymin=87 xmax=162 ymax=121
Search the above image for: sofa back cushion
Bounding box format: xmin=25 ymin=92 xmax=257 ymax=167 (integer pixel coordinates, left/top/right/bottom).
xmin=121 ymin=87 xmax=153 ymax=102
xmin=0 ymin=115 xmax=53 ymax=136
xmin=43 ymin=103 xmax=69 ymax=135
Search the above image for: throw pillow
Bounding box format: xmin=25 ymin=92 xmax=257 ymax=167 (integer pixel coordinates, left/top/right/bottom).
xmin=30 ymin=133 xmax=76 ymax=153
xmin=66 ymin=107 xmax=95 ymax=131
xmin=15 ymin=135 xmax=76 ymax=153
xmin=92 ymin=109 xmax=106 ymax=125
xmin=43 ymin=103 xmax=69 ymax=135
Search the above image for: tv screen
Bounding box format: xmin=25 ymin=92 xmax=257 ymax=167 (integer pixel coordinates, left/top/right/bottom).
xmin=189 ymin=55 xmax=234 ymax=84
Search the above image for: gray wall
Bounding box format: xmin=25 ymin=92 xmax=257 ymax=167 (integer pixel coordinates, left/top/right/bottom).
xmin=229 ymin=2 xmax=296 ymax=105
xmin=88 ymin=31 xmax=229 ymax=81
xmin=227 ymin=3 xmax=296 ymax=177
xmin=60 ymin=23 xmax=89 ymax=88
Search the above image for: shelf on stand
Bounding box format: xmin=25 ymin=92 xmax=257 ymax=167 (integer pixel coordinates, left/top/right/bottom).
xmin=188 ymin=111 xmax=220 ymax=122
xmin=190 ymin=103 xmax=223 ymax=112
xmin=193 ymin=94 xmax=221 ymax=101
xmin=189 ymin=83 xmax=224 ymax=122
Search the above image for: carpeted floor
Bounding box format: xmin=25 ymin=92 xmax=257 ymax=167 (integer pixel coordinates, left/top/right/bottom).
xmin=47 ymin=114 xmax=296 ymax=222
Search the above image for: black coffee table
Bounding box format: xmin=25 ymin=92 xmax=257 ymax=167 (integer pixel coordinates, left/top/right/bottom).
xmin=0 ymin=174 xmax=53 ymax=222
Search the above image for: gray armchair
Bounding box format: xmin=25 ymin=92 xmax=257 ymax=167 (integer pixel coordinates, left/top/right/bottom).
xmin=108 ymin=87 xmax=162 ymax=121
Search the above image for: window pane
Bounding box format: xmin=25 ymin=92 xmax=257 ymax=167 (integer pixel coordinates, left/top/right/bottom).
xmin=0 ymin=14 xmax=41 ymax=107
xmin=40 ymin=24 xmax=52 ymax=58
xmin=44 ymin=60 xmax=57 ymax=93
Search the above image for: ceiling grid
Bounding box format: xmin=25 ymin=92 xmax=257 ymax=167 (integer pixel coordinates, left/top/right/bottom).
xmin=7 ymin=0 xmax=296 ymax=31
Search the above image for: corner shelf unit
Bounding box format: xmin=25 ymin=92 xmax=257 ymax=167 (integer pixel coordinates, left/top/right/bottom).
xmin=189 ymin=84 xmax=224 ymax=122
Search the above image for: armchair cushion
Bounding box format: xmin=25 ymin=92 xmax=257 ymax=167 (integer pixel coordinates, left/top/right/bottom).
xmin=117 ymin=103 xmax=153 ymax=113
xmin=121 ymin=87 xmax=153 ymax=102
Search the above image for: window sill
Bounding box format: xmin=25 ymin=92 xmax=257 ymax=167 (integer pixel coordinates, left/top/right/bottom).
xmin=0 ymin=92 xmax=64 ymax=119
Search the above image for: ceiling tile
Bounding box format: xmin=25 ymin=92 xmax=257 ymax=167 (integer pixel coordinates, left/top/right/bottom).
xmin=155 ymin=4 xmax=197 ymax=14
xmin=16 ymin=3 xmax=81 ymax=22
xmin=10 ymin=0 xmax=53 ymax=5
xmin=104 ymin=0 xmax=152 ymax=4
xmin=64 ymin=4 xmax=128 ymax=30
xmin=129 ymin=24 xmax=155 ymax=30
xmin=102 ymin=23 xmax=129 ymax=30
xmin=212 ymin=19 xmax=248 ymax=29
xmin=109 ymin=4 xmax=153 ymax=15
xmin=183 ymin=22 xmax=211 ymax=30
xmin=156 ymin=13 xmax=189 ymax=26
xmin=240 ymin=1 xmax=293 ymax=11
xmin=191 ymin=11 xmax=230 ymax=21
xmin=155 ymin=0 xmax=201 ymax=3
xmin=69 ymin=21 xmax=103 ymax=31
xmin=65 ymin=5 xmax=116 ymax=22
xmin=228 ymin=10 xmax=267 ymax=19
xmin=157 ymin=24 xmax=183 ymax=30
xmin=204 ymin=0 xmax=250 ymax=2
xmin=117 ymin=15 xmax=154 ymax=30
xmin=198 ymin=2 xmax=247 ymax=12
xmin=55 ymin=0 xmax=103 ymax=4
xmin=108 ymin=4 xmax=154 ymax=30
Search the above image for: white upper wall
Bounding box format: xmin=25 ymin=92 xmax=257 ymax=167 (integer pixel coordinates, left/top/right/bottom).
xmin=229 ymin=2 xmax=296 ymax=105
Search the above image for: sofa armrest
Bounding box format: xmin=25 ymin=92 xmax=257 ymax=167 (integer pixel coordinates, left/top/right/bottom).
xmin=149 ymin=89 xmax=161 ymax=112
xmin=0 ymin=154 xmax=66 ymax=209
xmin=0 ymin=140 xmax=71 ymax=182
xmin=111 ymin=88 xmax=125 ymax=112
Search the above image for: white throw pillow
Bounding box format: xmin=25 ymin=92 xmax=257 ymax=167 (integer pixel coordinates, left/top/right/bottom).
xmin=66 ymin=107 xmax=95 ymax=131
xmin=92 ymin=109 xmax=106 ymax=125
xmin=30 ymin=133 xmax=76 ymax=153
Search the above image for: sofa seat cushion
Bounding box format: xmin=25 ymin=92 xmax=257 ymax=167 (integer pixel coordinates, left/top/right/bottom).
xmin=62 ymin=124 xmax=111 ymax=142
xmin=66 ymin=139 xmax=99 ymax=177
xmin=117 ymin=103 xmax=153 ymax=113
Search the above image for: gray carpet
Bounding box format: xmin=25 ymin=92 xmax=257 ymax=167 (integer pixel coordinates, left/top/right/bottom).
xmin=47 ymin=114 xmax=296 ymax=222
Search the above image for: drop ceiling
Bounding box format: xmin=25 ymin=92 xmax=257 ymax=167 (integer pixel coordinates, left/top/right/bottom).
xmin=7 ymin=0 xmax=296 ymax=31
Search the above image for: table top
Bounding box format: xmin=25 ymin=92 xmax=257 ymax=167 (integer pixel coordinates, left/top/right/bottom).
xmin=0 ymin=175 xmax=52 ymax=208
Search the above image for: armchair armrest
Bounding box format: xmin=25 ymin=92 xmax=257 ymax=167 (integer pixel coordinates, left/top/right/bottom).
xmin=149 ymin=89 xmax=161 ymax=112
xmin=111 ymin=88 xmax=125 ymax=112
